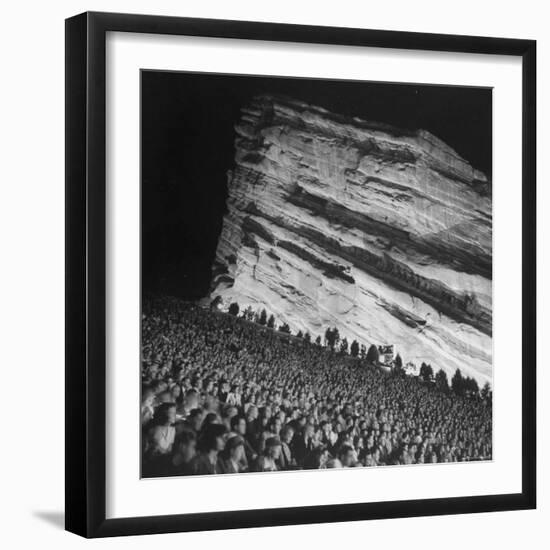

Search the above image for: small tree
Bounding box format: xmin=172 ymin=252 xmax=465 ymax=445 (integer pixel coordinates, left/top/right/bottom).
xmin=340 ymin=337 xmax=349 ymax=355
xmin=278 ymin=322 xmax=291 ymax=334
xmin=419 ymin=362 xmax=434 ymax=383
xmin=228 ymin=302 xmax=240 ymax=316
xmin=451 ymin=368 xmax=465 ymax=396
xmin=324 ymin=327 xmax=340 ymax=350
xmin=481 ymin=381 xmax=492 ymax=400
xmin=464 ymin=376 xmax=479 ymax=397
xmin=366 ymin=344 xmax=379 ymax=364
xmin=435 ymin=369 xmax=449 ymax=393
xmin=267 ymin=314 xmax=275 ymax=329
xmin=350 ymin=340 xmax=360 ymax=358
xmin=304 ymin=332 xmax=311 ymax=343
xmin=296 ymin=330 xmax=304 ymax=339
xmin=332 ymin=328 xmax=340 ymax=349
xmin=360 ymin=344 xmax=366 ymax=359
xmin=392 ymin=353 xmax=405 ymax=377
xmin=315 ymin=335 xmax=322 ymax=346
xmin=324 ymin=327 xmax=331 ymax=348
xmin=258 ymin=308 xmax=267 ymax=326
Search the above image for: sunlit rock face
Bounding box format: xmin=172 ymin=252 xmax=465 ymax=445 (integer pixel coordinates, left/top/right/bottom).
xmin=210 ymin=95 xmax=492 ymax=384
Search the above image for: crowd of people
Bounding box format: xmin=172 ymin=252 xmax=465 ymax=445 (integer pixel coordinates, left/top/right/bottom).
xmin=141 ymin=296 xmax=492 ymax=477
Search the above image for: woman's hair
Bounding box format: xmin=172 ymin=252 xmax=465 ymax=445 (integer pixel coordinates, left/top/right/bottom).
xmin=203 ymin=412 xmax=218 ymax=426
xmin=220 ymin=436 xmax=243 ymax=461
xmin=153 ymin=402 xmax=176 ymax=426
xmin=188 ymin=408 xmax=203 ymax=420
xmin=303 ymin=447 xmax=326 ymax=469
xmin=198 ymin=424 xmax=227 ymax=452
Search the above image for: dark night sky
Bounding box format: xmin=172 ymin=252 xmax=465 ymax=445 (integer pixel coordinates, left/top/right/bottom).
xmin=141 ymin=70 xmax=492 ymax=299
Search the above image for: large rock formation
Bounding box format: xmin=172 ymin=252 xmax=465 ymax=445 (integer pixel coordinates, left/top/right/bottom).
xmin=209 ymin=95 xmax=492 ymax=385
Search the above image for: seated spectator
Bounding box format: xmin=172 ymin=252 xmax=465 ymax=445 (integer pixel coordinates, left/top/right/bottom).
xmin=278 ymin=425 xmax=296 ymax=470
xmin=190 ymin=424 xmax=227 ymax=475
xmin=141 ymin=386 xmax=155 ymax=426
xmin=338 ymin=445 xmax=358 ymax=468
xmin=220 ymin=436 xmax=246 ymax=474
xmin=292 ymin=423 xmax=317 ymax=464
xmin=229 ymin=415 xmax=257 ymax=466
xmin=178 ymin=389 xmax=199 ymax=417
xmin=145 ymin=402 xmax=177 ymax=459
xmin=256 ymin=437 xmax=282 ymax=472
xmin=303 ymin=446 xmax=329 ymax=470
xmin=180 ymin=407 xmax=204 ymax=434
xmin=170 ymin=430 xmax=197 ymax=475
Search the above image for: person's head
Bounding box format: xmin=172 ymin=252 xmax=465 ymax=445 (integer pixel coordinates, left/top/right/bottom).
xmin=246 ymin=405 xmax=258 ymax=421
xmin=199 ymin=424 xmax=227 ymax=453
xmin=303 ymin=447 xmax=328 ymax=469
xmin=184 ymin=389 xmax=199 ymax=409
xmin=230 ymin=415 xmax=247 ymax=436
xmin=154 ymin=402 xmax=177 ymax=426
xmin=148 ymin=364 xmax=159 ymax=377
xmin=204 ymin=395 xmax=218 ymax=412
xmin=326 ymin=458 xmax=343 ymax=469
xmin=339 ymin=444 xmax=356 ymax=467
xmin=223 ymin=405 xmax=238 ymax=420
xmin=157 ymin=391 xmax=172 ymax=404
xmin=260 ymin=405 xmax=272 ymax=420
xmin=304 ymin=423 xmax=315 ymax=438
xmin=174 ymin=430 xmax=196 ymax=463
xmin=203 ymin=412 xmax=219 ymax=426
xmin=280 ymin=425 xmax=295 ymax=444
xmin=142 ymin=386 xmax=155 ymax=407
xmin=224 ymin=435 xmax=245 ymax=463
xmin=265 ymin=437 xmax=282 ymax=460
xmin=188 ymin=408 xmax=204 ymax=428
xmin=269 ymin=416 xmax=282 ymax=435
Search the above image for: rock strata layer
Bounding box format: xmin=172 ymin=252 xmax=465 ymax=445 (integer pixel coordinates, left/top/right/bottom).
xmin=210 ymin=95 xmax=492 ymax=384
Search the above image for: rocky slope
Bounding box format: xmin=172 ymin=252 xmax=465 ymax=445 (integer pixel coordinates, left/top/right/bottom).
xmin=209 ymin=95 xmax=492 ymax=385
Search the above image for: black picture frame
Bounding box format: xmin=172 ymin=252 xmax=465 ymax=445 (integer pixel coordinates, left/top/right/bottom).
xmin=65 ymin=11 xmax=536 ymax=538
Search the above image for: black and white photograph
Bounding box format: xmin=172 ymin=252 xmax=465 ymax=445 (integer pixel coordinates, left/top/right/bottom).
xmin=140 ymin=71 xmax=493 ymax=479
xmin=0 ymin=1 xmax=542 ymax=545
